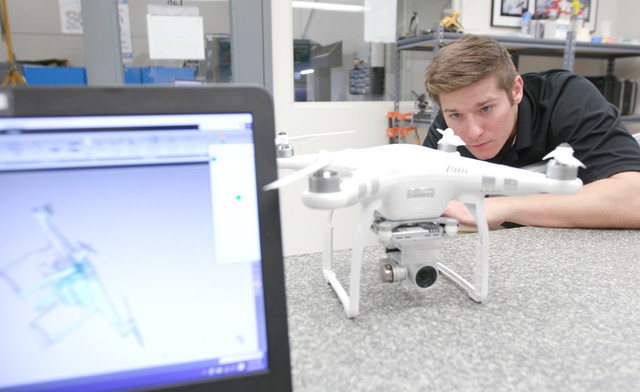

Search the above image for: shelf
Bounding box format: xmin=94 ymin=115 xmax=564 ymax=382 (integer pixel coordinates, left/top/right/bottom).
xmin=393 ymin=32 xmax=640 ymax=125
xmin=621 ymin=114 xmax=640 ymax=123
xmin=397 ymin=32 xmax=640 ymax=60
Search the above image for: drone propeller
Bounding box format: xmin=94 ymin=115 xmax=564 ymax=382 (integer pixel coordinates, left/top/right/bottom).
xmin=263 ymin=151 xmax=332 ymax=191
xmin=543 ymin=143 xmax=585 ymax=168
xmin=288 ymin=130 xmax=356 ymax=142
xmin=275 ymin=130 xmax=355 ymax=145
xmin=275 ymin=131 xmax=356 ymax=159
xmin=436 ymin=128 xmax=465 ymax=146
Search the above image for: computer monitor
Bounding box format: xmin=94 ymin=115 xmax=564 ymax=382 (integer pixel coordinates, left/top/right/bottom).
xmin=0 ymin=85 xmax=291 ymax=391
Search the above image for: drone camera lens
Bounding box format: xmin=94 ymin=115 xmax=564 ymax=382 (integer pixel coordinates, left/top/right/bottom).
xmin=415 ymin=265 xmax=438 ymax=288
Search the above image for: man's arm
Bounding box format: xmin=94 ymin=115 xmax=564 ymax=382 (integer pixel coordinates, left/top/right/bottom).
xmin=444 ymin=171 xmax=640 ymax=229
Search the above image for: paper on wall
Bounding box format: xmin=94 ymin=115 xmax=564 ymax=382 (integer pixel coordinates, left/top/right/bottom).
xmin=147 ymin=15 xmax=205 ymax=60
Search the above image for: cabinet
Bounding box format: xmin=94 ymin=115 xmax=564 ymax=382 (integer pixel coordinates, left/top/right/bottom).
xmin=392 ymin=31 xmax=640 ymax=134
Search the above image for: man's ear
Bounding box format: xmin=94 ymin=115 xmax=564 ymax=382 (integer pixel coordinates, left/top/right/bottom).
xmin=512 ymin=75 xmax=524 ymax=105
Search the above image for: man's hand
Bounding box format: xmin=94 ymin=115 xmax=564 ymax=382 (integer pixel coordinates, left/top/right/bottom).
xmin=443 ymin=199 xmax=506 ymax=229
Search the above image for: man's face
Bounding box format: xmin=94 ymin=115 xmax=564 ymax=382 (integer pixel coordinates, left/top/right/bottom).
xmin=439 ymin=75 xmax=523 ymax=160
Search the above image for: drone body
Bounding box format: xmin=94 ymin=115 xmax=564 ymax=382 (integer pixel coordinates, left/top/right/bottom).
xmin=288 ymin=143 xmax=582 ymax=218
xmin=268 ymin=131 xmax=584 ymax=318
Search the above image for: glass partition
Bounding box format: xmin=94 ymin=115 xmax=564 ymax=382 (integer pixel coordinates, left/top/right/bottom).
xmin=291 ymin=0 xmax=453 ymax=102
xmin=0 ymin=0 xmax=232 ymax=86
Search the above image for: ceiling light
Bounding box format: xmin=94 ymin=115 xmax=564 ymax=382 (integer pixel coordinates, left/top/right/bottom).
xmin=292 ymin=1 xmax=364 ymax=12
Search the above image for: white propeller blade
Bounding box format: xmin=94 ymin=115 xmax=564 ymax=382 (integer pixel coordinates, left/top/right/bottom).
xmin=263 ymin=155 xmax=331 ymax=191
xmin=543 ymin=144 xmax=586 ymax=168
xmin=289 ymin=130 xmax=356 ymax=141
xmin=436 ymin=128 xmax=465 ymax=146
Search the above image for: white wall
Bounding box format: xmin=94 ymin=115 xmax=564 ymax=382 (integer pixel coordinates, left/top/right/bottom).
xmin=0 ymin=0 xmax=86 ymax=65
xmin=608 ymin=1 xmax=640 ymax=132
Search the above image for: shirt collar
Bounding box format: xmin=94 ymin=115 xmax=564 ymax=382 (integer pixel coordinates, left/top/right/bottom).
xmin=514 ymin=94 xmax=534 ymax=151
xmin=492 ymin=93 xmax=545 ymax=165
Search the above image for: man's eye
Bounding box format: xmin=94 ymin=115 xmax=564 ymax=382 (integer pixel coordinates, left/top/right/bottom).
xmin=449 ymin=113 xmax=461 ymax=119
xmin=481 ymin=106 xmax=492 ymax=113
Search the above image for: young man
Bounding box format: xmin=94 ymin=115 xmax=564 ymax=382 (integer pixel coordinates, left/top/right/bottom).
xmin=423 ymin=34 xmax=640 ymax=229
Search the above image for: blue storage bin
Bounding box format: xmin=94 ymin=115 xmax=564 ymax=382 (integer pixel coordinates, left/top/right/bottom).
xmin=124 ymin=67 xmax=143 ymax=84
xmin=141 ymin=67 xmax=196 ymax=84
xmin=23 ymin=66 xmax=87 ymax=86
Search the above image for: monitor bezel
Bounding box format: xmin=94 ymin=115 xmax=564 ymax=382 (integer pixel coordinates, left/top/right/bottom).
xmin=0 ymin=85 xmax=291 ymax=392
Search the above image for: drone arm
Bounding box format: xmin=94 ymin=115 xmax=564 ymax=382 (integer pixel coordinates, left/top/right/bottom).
xmin=508 ymin=176 xmax=583 ymax=196
xmin=302 ymin=179 xmax=361 ymax=209
xmin=17 ymin=266 xmax=77 ymax=298
xmin=265 ymin=156 xmax=332 ymax=191
xmin=470 ymin=161 xmax=583 ymax=196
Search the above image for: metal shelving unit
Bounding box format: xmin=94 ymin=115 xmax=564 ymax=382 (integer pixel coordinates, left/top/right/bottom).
xmin=392 ymin=30 xmax=640 ymax=130
xmin=396 ymin=32 xmax=640 ymax=68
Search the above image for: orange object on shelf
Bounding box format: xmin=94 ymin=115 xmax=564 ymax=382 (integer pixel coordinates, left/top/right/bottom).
xmin=386 ymin=126 xmax=417 ymax=139
xmin=386 ymin=111 xmax=420 ymax=144
xmin=386 ymin=111 xmax=413 ymax=121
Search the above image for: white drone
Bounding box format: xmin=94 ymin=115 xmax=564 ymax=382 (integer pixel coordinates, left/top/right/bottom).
xmin=265 ymin=129 xmax=584 ymax=318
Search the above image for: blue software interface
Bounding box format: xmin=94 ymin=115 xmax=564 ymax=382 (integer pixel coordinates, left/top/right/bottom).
xmin=0 ymin=113 xmax=267 ymax=391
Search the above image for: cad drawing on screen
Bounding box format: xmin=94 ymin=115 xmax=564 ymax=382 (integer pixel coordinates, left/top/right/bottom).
xmin=265 ymin=129 xmax=585 ymax=318
xmin=0 ymin=204 xmax=143 ymax=347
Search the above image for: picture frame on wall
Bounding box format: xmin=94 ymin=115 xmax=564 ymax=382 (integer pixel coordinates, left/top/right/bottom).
xmin=491 ymin=0 xmax=534 ymax=28
xmin=577 ymin=0 xmax=599 ymax=32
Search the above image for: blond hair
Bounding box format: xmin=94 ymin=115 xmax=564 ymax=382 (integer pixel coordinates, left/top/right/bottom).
xmin=425 ymin=35 xmax=518 ymax=107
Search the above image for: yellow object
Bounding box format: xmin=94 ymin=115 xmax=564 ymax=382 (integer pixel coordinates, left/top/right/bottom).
xmin=1 ymin=0 xmax=26 ymax=86
xmin=440 ymin=11 xmax=463 ymax=31
xmin=571 ymin=0 xmax=583 ymax=16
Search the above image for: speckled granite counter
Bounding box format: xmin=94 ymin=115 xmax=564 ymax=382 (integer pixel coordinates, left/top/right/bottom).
xmin=284 ymin=227 xmax=640 ymax=391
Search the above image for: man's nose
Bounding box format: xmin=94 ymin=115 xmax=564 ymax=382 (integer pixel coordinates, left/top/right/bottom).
xmin=464 ymin=116 xmax=484 ymax=140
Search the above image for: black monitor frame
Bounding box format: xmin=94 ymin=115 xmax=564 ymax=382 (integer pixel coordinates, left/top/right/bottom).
xmin=0 ymin=85 xmax=291 ymax=392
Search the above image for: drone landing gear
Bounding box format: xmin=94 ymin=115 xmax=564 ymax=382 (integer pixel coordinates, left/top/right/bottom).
xmin=375 ymin=203 xmax=490 ymax=304
xmin=321 ymin=197 xmax=491 ymax=318
xmin=416 ymin=197 xmax=490 ymax=304
xmin=321 ymin=201 xmax=381 ymax=318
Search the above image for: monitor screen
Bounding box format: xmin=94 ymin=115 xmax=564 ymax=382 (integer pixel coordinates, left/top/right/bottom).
xmin=0 ymin=110 xmax=274 ymax=391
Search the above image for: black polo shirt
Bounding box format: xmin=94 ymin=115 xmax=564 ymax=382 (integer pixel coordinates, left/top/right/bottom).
xmin=424 ymin=69 xmax=640 ymax=184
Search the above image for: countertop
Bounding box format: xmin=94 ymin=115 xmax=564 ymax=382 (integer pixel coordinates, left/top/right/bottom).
xmin=284 ymin=227 xmax=640 ymax=391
